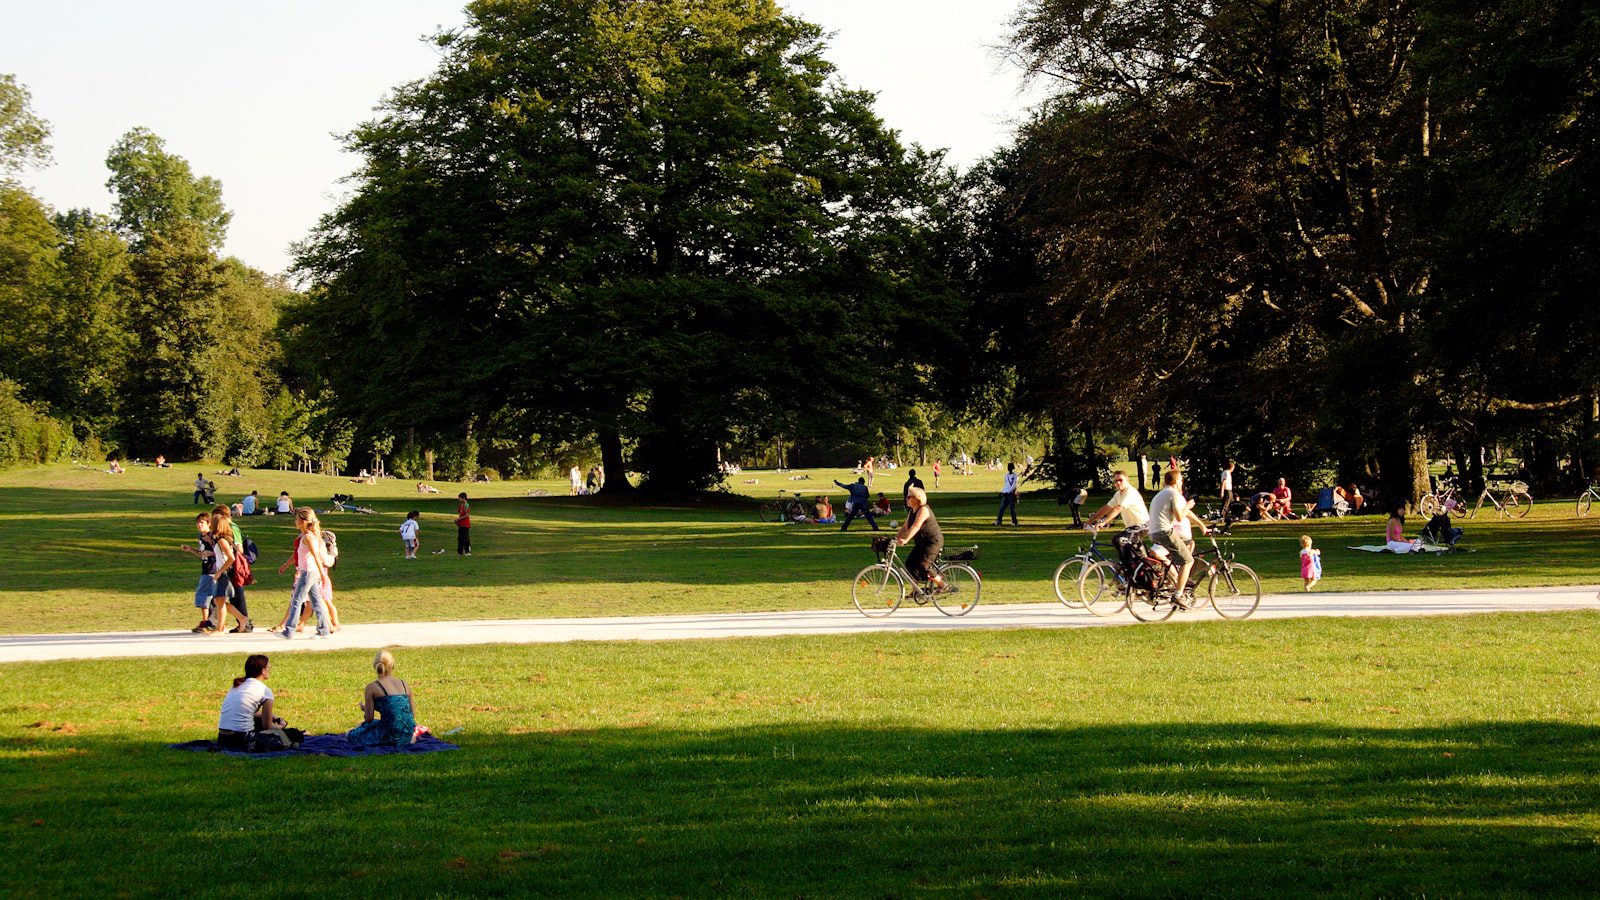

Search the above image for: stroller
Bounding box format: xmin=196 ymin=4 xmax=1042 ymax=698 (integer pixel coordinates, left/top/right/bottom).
xmin=1420 ymin=513 xmax=1464 ymax=548
xmin=1307 ymin=487 xmax=1350 ymax=518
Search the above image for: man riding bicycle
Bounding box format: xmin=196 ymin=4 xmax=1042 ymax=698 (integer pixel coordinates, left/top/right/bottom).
xmin=1085 ymin=470 xmax=1149 ymax=536
xmin=1149 ymin=468 xmax=1208 ymax=596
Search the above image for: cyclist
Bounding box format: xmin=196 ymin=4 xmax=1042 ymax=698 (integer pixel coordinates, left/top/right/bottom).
xmin=1084 ymin=470 xmax=1149 ymax=536
xmin=896 ymin=486 xmax=948 ymax=594
xmin=1149 ymin=468 xmax=1208 ymax=597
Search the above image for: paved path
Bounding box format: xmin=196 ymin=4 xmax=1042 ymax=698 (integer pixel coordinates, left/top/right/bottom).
xmin=2 ymin=586 xmax=1595 ymax=664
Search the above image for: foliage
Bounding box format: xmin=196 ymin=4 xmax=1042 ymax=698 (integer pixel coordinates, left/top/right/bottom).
xmin=104 ymin=127 xmax=231 ymax=248
xmin=0 ymin=379 xmax=78 ymax=467
xmin=291 ymin=0 xmax=957 ymax=493
xmin=0 ymin=73 xmax=51 ymax=173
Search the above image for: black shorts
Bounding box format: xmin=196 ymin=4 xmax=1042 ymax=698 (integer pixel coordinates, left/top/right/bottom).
xmin=211 ymin=575 xmax=235 ymax=601
xmin=907 ymin=541 xmax=943 ymax=581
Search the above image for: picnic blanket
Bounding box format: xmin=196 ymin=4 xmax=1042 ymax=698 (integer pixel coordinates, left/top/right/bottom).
xmin=1347 ymin=543 xmax=1463 ymax=554
xmin=171 ymin=733 xmax=459 ymax=759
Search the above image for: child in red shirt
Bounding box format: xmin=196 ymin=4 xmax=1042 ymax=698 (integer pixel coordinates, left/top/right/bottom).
xmin=455 ymin=492 xmax=472 ymax=556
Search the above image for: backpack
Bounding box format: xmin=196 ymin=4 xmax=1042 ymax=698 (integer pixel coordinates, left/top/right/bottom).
xmin=230 ymin=539 xmax=256 ymax=587
xmin=242 ymin=537 xmax=259 ymax=565
xmin=321 ymin=531 xmax=339 ymax=569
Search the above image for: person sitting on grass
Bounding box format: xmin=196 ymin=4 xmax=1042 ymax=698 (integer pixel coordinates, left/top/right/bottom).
xmin=1271 ymin=478 xmax=1297 ymax=519
xmin=897 ymin=487 xmax=949 ymax=595
xmin=813 ymin=496 xmax=836 ymax=525
xmin=348 ymin=650 xmax=418 ymax=748
xmin=873 ymin=493 xmax=892 ymax=516
xmin=240 ymin=491 xmax=260 ymax=516
xmin=107 ymin=459 xmax=125 ymax=474
xmin=275 ymin=491 xmax=294 ymax=515
xmin=216 ymin=654 xmax=295 ymax=751
xmin=1386 ymin=503 xmax=1419 ymax=553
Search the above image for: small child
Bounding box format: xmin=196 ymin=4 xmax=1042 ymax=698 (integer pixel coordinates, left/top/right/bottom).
xmin=399 ymin=510 xmax=420 ymax=559
xmin=1299 ymin=534 xmax=1322 ymax=591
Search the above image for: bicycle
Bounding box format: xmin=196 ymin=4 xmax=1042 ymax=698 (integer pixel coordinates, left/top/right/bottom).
xmin=1470 ymin=479 xmax=1532 ymax=519
xmin=1576 ymin=483 xmax=1600 ymax=517
xmin=1052 ymin=524 xmax=1126 ymax=609
xmin=1417 ymin=482 xmax=1468 ymax=519
xmin=758 ymin=490 xmax=811 ymax=523
xmin=1084 ymin=534 xmax=1260 ymax=622
xmin=851 ymin=538 xmax=982 ymax=618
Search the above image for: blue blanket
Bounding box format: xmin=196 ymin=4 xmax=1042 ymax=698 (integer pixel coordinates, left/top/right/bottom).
xmin=171 ymin=733 xmax=459 ymax=758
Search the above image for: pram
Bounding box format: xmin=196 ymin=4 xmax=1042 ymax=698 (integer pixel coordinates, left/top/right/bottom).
xmin=1307 ymin=487 xmax=1350 ymax=518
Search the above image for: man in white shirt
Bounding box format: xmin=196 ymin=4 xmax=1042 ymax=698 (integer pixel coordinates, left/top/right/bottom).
xmin=995 ymin=462 xmax=1022 ymax=525
xmin=1086 ymin=470 xmax=1149 ymax=532
xmin=1149 ymin=468 xmax=1208 ymax=596
xmin=1219 ymin=460 xmax=1235 ymax=510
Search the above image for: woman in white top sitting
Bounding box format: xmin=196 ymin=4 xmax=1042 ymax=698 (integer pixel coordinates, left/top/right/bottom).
xmin=217 ymin=654 xmax=279 ymax=750
xmin=276 ymin=492 xmax=294 ymax=515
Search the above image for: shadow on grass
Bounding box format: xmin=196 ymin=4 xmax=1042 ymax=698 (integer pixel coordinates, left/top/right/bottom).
xmin=4 ymin=720 xmax=1599 ymax=895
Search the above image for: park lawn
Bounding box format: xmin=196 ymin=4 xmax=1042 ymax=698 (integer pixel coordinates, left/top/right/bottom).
xmin=1 ymin=462 xmax=1597 ymax=635
xmin=3 ymin=611 xmax=1600 ymax=895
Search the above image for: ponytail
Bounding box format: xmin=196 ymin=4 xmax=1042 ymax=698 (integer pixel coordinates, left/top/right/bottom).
xmin=235 ymin=654 xmax=269 ymax=688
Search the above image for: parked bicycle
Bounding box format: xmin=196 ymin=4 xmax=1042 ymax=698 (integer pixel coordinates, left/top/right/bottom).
xmin=1051 ymin=525 xmax=1124 ymax=608
xmin=758 ymin=490 xmax=811 ymax=523
xmin=1470 ymin=479 xmax=1532 ymax=519
xmin=851 ymin=538 xmax=981 ymax=618
xmin=1576 ymin=483 xmax=1600 ymax=517
xmin=1417 ymin=482 xmax=1468 ymax=519
xmin=1079 ymin=534 xmax=1260 ymax=622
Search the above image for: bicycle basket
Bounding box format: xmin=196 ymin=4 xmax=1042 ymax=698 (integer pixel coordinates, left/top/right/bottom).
xmin=870 ymin=536 xmax=892 ymax=558
xmin=944 ymin=546 xmax=979 ymax=562
xmin=1510 ymin=481 xmax=1529 ymax=493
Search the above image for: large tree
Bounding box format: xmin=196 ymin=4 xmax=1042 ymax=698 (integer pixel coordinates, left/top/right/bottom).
xmin=291 ymin=0 xmax=954 ymax=492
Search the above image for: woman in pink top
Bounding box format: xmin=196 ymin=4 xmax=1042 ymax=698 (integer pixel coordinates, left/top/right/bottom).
xmin=1385 ymin=504 xmax=1417 ymax=553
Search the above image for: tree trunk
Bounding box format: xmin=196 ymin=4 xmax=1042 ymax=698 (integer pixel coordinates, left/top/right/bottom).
xmin=1379 ymin=434 xmax=1430 ymax=510
xmin=597 ymin=429 xmax=632 ymax=495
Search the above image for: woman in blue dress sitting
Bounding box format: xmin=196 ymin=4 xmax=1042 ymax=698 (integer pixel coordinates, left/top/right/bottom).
xmin=347 ymin=650 xmax=417 ymax=747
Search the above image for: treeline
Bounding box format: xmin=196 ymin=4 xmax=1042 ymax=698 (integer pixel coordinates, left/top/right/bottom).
xmin=961 ymin=0 xmax=1600 ymax=500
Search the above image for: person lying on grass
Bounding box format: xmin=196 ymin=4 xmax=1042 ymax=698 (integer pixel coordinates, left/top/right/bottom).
xmin=347 ymin=650 xmax=418 ymax=748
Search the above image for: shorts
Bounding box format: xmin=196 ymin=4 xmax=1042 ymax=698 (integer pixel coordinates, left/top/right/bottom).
xmin=906 ymin=540 xmax=943 ymax=581
xmin=212 ymin=575 xmax=236 ymax=601
xmin=1152 ymin=531 xmax=1194 ymax=567
xmin=404 ymin=539 xmax=417 ymax=550
xmin=194 ymin=574 xmax=216 ymax=609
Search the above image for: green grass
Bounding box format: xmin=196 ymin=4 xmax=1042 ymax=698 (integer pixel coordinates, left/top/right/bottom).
xmin=4 ymin=612 xmax=1600 ymax=895
xmin=1 ymin=461 xmax=1598 ymax=635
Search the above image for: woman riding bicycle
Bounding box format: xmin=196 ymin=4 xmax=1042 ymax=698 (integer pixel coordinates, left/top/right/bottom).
xmin=897 ymin=487 xmax=948 ymax=593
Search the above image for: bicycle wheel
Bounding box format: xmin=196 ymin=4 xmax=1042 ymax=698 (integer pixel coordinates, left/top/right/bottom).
xmin=1418 ymin=493 xmax=1440 ymax=518
xmin=1448 ymin=493 xmax=1468 ymax=518
xmin=851 ymin=564 xmax=906 ymax=618
xmin=1578 ymin=492 xmax=1594 ymax=518
xmin=1505 ymin=491 xmax=1533 ymax=518
xmin=1080 ymin=560 xmax=1127 ymax=616
xmin=1052 ymin=557 xmax=1090 ymax=607
xmin=758 ymin=502 xmax=780 ymax=523
xmin=1125 ymin=564 xmax=1177 ymax=622
xmin=932 ymin=563 xmax=981 ymax=616
xmin=1208 ymin=563 xmax=1262 ymax=619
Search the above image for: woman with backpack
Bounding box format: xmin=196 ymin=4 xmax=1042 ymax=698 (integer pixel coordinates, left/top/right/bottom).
xmin=276 ymin=507 xmax=336 ymax=639
xmin=204 ymin=507 xmax=253 ymax=633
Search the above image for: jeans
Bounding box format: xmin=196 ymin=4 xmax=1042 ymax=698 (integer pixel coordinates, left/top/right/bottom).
xmin=193 ymin=574 xmax=216 ymax=610
xmin=839 ymin=502 xmax=878 ymax=531
xmin=285 ymin=569 xmax=329 ymax=635
xmin=996 ymin=492 xmax=1018 ymax=525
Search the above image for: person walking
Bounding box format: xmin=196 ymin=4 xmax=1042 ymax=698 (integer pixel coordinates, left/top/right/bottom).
xmin=455 ymin=492 xmax=473 ymax=555
xmin=277 ymin=508 xmax=334 ymax=639
xmin=901 ymin=468 xmax=924 ymax=504
xmin=833 ymin=476 xmax=879 ymax=531
xmin=1220 ymin=460 xmax=1236 ymax=511
xmin=995 ymin=462 xmax=1021 ymax=526
xmin=931 ymin=459 xmax=942 ymax=488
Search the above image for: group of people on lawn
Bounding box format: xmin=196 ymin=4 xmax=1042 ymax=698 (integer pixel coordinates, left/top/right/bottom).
xmin=217 ymin=650 xmax=420 ymax=751
xmin=182 ymin=503 xmax=339 ymax=638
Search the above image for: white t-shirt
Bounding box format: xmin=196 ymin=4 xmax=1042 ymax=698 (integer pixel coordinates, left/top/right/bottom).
xmin=1149 ymin=487 xmax=1189 ymax=537
xmin=1106 ymin=485 xmax=1149 ymax=527
xmin=218 ymin=678 xmax=273 ymax=732
xmin=399 ymin=520 xmax=419 ymax=541
xmin=1220 ymin=468 xmax=1233 ymax=492
xmin=276 ymin=497 xmax=291 ymax=513
xmin=1002 ymin=472 xmax=1019 ymax=493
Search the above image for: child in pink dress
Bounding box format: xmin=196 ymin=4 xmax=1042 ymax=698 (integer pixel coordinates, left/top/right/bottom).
xmin=1299 ymin=534 xmax=1322 ymax=591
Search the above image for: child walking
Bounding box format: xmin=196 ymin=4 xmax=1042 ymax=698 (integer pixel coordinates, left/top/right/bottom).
xmin=455 ymin=492 xmax=472 ymax=556
xmin=1299 ymin=534 xmax=1322 ymax=591
xmin=400 ymin=511 xmax=420 ymax=559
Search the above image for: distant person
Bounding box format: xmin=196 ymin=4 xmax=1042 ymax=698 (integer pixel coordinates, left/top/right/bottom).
xmin=107 ymin=459 xmax=125 ymax=474
xmin=154 ymin=454 xmax=168 ymax=468
xmin=1220 ymin=460 xmax=1235 ymax=509
xmin=902 ymin=468 xmax=924 ymax=503
xmin=416 ymin=482 xmax=441 ymax=493
xmin=1271 ymin=478 xmax=1296 ymax=518
xmin=455 ymin=492 xmax=472 ymax=555
xmin=1065 ymin=485 xmax=1089 ymax=528
xmin=179 ymin=513 xmax=217 ymax=633
xmin=278 ymin=507 xmax=335 ymax=639
xmin=1346 ymin=482 xmax=1365 ymax=513
xmin=995 ymin=462 xmax=1020 ymax=526
xmin=897 ymin=487 xmax=948 ymax=594
xmin=569 ymin=465 xmax=583 ymax=496
xmin=193 ymin=473 xmax=210 ymax=505
xmin=275 ymin=491 xmax=294 ymax=515
xmin=216 ymin=654 xmax=292 ymax=751
xmin=1299 ymin=535 xmax=1322 ymax=590
xmin=240 ymin=491 xmax=259 ymax=516
xmin=832 ymin=476 xmax=879 ymax=531
xmin=931 ymin=459 xmax=942 ymax=488
xmin=873 ymin=493 xmax=892 ymax=516
xmin=813 ymin=496 xmax=835 ymax=525
xmin=1385 ymin=504 xmax=1417 ymax=553
xmin=200 ymin=507 xmax=252 ymax=634
xmin=347 ymin=650 xmax=418 ymax=748
xmin=400 ymin=510 xmax=420 ymax=559
xmin=585 ymin=466 xmax=599 ymax=495
xmin=863 ymin=456 xmax=876 ymax=487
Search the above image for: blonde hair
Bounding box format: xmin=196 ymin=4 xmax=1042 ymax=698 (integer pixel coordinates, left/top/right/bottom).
xmin=1299 ymin=534 xmax=1313 ymax=548
xmin=373 ymin=649 xmax=396 ymax=677
xmin=906 ymin=486 xmax=928 ymax=506
xmin=295 ymin=506 xmax=322 ymax=536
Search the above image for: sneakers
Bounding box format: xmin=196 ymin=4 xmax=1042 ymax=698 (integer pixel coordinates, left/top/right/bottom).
xmin=279 ymin=629 xmax=293 ymax=640
xmin=229 ymin=623 xmax=254 ymax=634
xmin=191 ymin=622 xmax=215 ymax=634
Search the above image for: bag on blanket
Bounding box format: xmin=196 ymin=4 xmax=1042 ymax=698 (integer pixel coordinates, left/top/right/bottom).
xmin=249 ymin=727 xmax=303 ymax=752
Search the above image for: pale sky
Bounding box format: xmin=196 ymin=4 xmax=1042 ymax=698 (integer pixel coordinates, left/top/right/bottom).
xmin=3 ymin=1 xmax=1044 ymax=276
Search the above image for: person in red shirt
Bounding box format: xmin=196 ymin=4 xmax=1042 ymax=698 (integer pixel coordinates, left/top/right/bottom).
xmin=1271 ymin=478 xmax=1294 ymax=518
xmin=455 ymin=492 xmax=472 ymax=556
